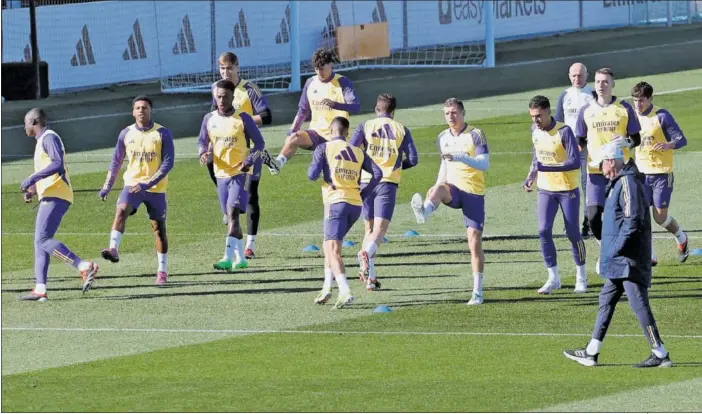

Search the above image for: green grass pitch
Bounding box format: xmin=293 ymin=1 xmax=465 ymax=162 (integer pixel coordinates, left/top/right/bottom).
xmin=2 ymin=72 xmax=701 ymax=412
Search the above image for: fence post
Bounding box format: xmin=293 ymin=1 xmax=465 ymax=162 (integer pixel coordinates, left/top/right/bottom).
xmin=289 ymin=0 xmax=301 ymax=92
xmin=29 ymin=0 xmax=41 ymax=99
xmin=484 ymin=0 xmax=495 ymax=68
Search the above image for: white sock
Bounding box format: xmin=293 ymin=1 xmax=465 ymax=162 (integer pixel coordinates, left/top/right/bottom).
xmin=276 ymin=155 xmax=287 ymax=168
xmin=109 ymin=230 xmax=122 ymax=250
xmin=547 ymin=265 xmax=560 ymax=282
xmin=157 ymin=253 xmax=167 ymax=272
xmin=34 ymin=283 xmax=47 ymax=294
xmin=224 ymin=236 xmax=236 ymax=261
xmin=674 ymin=227 xmax=687 ymax=245
xmin=77 ymin=261 xmax=91 ymax=272
xmin=651 ymin=247 xmax=657 ymax=261
xmin=587 ymin=338 xmax=602 ymax=355
xmin=234 ymin=238 xmax=245 ymax=263
xmin=323 ymin=267 xmax=333 ymax=290
xmin=652 ymin=344 xmax=668 ymax=358
xmin=335 ymin=273 xmax=350 ymax=295
xmin=364 ymin=241 xmax=378 ymax=257
xmin=369 ymin=258 xmax=376 ymax=280
xmin=576 ymin=265 xmax=587 ymax=282
xmin=473 ymin=272 xmax=483 ymax=293
xmin=246 ymin=235 xmax=256 ymax=251
xmin=423 ymin=200 xmax=437 ymax=218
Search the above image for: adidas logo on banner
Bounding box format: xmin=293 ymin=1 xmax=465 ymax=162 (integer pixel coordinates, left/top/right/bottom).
xmin=335 ymin=147 xmax=358 ymax=163
xmin=228 ymin=8 xmax=251 ymax=48
xmin=70 ymin=25 xmax=96 ymax=66
xmin=123 ymin=19 xmax=147 ymax=61
xmin=321 ymin=0 xmax=341 ymax=39
xmin=173 ymin=15 xmax=196 ymax=55
xmin=371 ymin=0 xmax=387 ymax=23
xmin=275 ymin=4 xmax=291 ymax=44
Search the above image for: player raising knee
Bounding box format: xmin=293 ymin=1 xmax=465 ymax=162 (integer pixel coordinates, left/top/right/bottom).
xmin=199 ymin=79 xmax=265 ymax=272
xmin=523 ymin=95 xmax=587 ymax=294
xmin=99 ymin=96 xmax=174 ymax=286
xmin=631 ymin=81 xmax=689 ymax=264
xmin=20 ymin=108 xmax=99 ymax=300
xmin=349 ymin=94 xmax=418 ymax=291
xmin=410 ymin=98 xmax=488 ymax=306
xmin=308 ymin=117 xmax=382 ymax=309
xmin=575 ymin=68 xmax=641 ymax=275
xmin=262 ymin=48 xmax=359 ymax=174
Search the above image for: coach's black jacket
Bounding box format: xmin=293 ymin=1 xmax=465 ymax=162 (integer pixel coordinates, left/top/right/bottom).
xmin=600 ymin=161 xmax=653 ymax=287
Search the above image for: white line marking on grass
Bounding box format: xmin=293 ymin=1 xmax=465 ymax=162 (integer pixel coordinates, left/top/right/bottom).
xmin=2 ymin=327 xmax=701 ymax=339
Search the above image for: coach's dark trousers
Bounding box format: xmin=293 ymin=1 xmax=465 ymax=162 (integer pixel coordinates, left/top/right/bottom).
xmin=592 ymin=279 xmax=663 ymax=349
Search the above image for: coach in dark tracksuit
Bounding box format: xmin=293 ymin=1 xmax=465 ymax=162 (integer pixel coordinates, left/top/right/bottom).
xmin=564 ymin=142 xmax=673 ymax=368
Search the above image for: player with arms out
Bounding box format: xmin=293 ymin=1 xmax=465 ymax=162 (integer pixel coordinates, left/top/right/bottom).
xmin=206 ymin=52 xmax=273 ymax=260
xmin=99 ymin=96 xmax=175 ymax=286
xmin=349 ymin=94 xmax=418 ymax=291
xmin=410 ymin=98 xmax=488 ymax=306
xmin=19 ymin=108 xmax=99 ymax=301
xmin=308 ymin=117 xmax=382 ymax=308
xmin=199 ymin=79 xmax=266 ymax=272
xmin=575 ymin=68 xmax=641 ymax=274
xmin=524 ymin=96 xmax=588 ymax=294
xmin=263 ymin=48 xmax=360 ymax=174
xmin=631 ymin=81 xmax=689 ymax=264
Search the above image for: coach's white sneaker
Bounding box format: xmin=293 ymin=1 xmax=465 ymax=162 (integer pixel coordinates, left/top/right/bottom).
xmin=411 ymin=193 xmax=426 ymax=224
xmin=537 ymin=279 xmax=561 ymax=294
xmin=574 ymin=279 xmax=588 ymax=294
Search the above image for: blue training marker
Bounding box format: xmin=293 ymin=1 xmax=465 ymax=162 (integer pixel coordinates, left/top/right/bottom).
xmin=342 ymin=240 xmax=356 ymax=248
xmin=382 ymin=237 xmax=390 ymax=244
xmin=302 ymin=244 xmax=320 ymax=252
xmin=404 ymin=230 xmax=420 ymax=237
xmin=373 ymin=304 xmax=392 ymax=313
xmin=692 ymin=248 xmax=702 ymax=256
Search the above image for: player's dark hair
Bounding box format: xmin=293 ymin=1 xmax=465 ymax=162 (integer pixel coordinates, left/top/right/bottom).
xmin=631 ymin=81 xmax=654 ymax=99
xmin=218 ymin=52 xmax=239 ymax=66
xmin=312 ymin=48 xmax=334 ymax=68
xmin=331 ymin=116 xmax=350 ymax=135
xmin=444 ymin=97 xmax=465 ymax=114
xmin=376 ymin=94 xmax=397 ymax=114
xmin=132 ymin=95 xmax=153 ymax=108
xmin=214 ymin=79 xmax=236 ymax=92
xmin=528 ymin=95 xmax=550 ymax=110
xmin=595 ymin=67 xmax=615 ymax=79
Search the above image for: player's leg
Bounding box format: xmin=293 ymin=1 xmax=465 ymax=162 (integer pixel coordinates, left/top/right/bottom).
xmin=102 ymin=187 xmax=138 ymax=263
xmin=536 ymin=190 xmax=561 ymax=294
xmin=560 ymin=188 xmax=588 ymax=293
xmin=215 ymin=175 xmax=250 ymax=271
xmin=623 ymin=280 xmax=673 ymax=367
xmin=209 ymin=159 xmax=228 ymax=225
xmin=642 ymin=175 xmax=658 ymax=266
xmin=411 ymin=183 xmax=454 ymax=224
xmin=564 ymin=279 xmax=623 ymax=366
xmin=463 ymin=192 xmax=485 ymax=305
xmin=265 ymin=130 xmax=323 ymax=174
xmin=585 ymin=174 xmax=607 ymax=274
xmin=649 ymin=174 xmax=688 ymax=263
xmin=357 ymin=184 xmax=374 ymax=284
xmin=365 ymin=183 xmax=398 ymax=290
xmin=314 ymin=253 xmax=334 ymax=305
xmin=580 ymin=154 xmax=590 ymax=238
xmin=144 ymin=192 xmax=169 ymax=286
xmin=23 ymin=198 xmax=98 ymax=300
xmin=245 ymin=178 xmax=260 ymax=259
xmin=325 ymin=203 xmax=361 ymax=308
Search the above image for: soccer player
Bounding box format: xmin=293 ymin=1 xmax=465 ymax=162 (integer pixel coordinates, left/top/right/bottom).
xmin=19 ymin=108 xmax=99 ymax=301
xmin=99 ymin=96 xmax=175 ymax=286
xmin=206 ymin=52 xmax=273 ymax=259
xmin=199 ymin=79 xmax=266 ymax=272
xmin=349 ymin=94 xmax=418 ymax=291
xmin=263 ymin=48 xmax=360 ymax=174
xmin=410 ymin=98 xmax=488 ymax=306
xmin=523 ymin=96 xmax=587 ymax=294
xmin=575 ymin=68 xmax=641 ymax=274
xmin=308 ymin=117 xmax=382 ymax=308
xmin=631 ymin=81 xmax=690 ymax=264
xmin=554 ymin=62 xmax=595 ymax=238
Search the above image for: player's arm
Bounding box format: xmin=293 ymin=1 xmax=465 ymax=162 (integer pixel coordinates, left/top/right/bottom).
xmin=614 ymin=101 xmax=641 ymax=148
xmin=307 ymin=144 xmax=326 ymax=181
xmin=524 ymin=151 xmax=537 ymax=191
xmin=553 ymin=90 xmax=566 ymax=123
xmin=328 ymin=77 xmax=360 ymax=114
xmin=656 ymin=109 xmax=687 ymax=150
xmin=349 ymin=123 xmax=366 ymax=149
xmin=360 ymin=155 xmax=382 ymax=198
xmin=241 ymin=113 xmax=265 ymax=170
xmin=20 ymin=133 xmax=65 ymax=192
xmin=611 ymin=176 xmax=644 ymax=257
xmin=289 ymin=78 xmax=313 ymax=135
xmin=143 ymin=128 xmax=175 ymax=190
xmin=537 ymin=126 xmax=581 ymax=172
xmin=445 ymin=130 xmax=490 ymax=171
xmin=197 ymin=114 xmax=213 ymax=165
xmin=575 ymin=104 xmax=588 ymax=148
xmin=99 ymin=129 xmax=128 ymax=198
xmin=245 ymin=83 xmax=272 ymax=126
xmin=400 ymin=127 xmax=419 ymax=170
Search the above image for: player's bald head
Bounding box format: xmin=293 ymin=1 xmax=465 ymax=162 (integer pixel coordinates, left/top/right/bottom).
xmin=24 ymin=108 xmax=46 ymax=126
xmin=568 ymin=62 xmax=588 ymax=88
